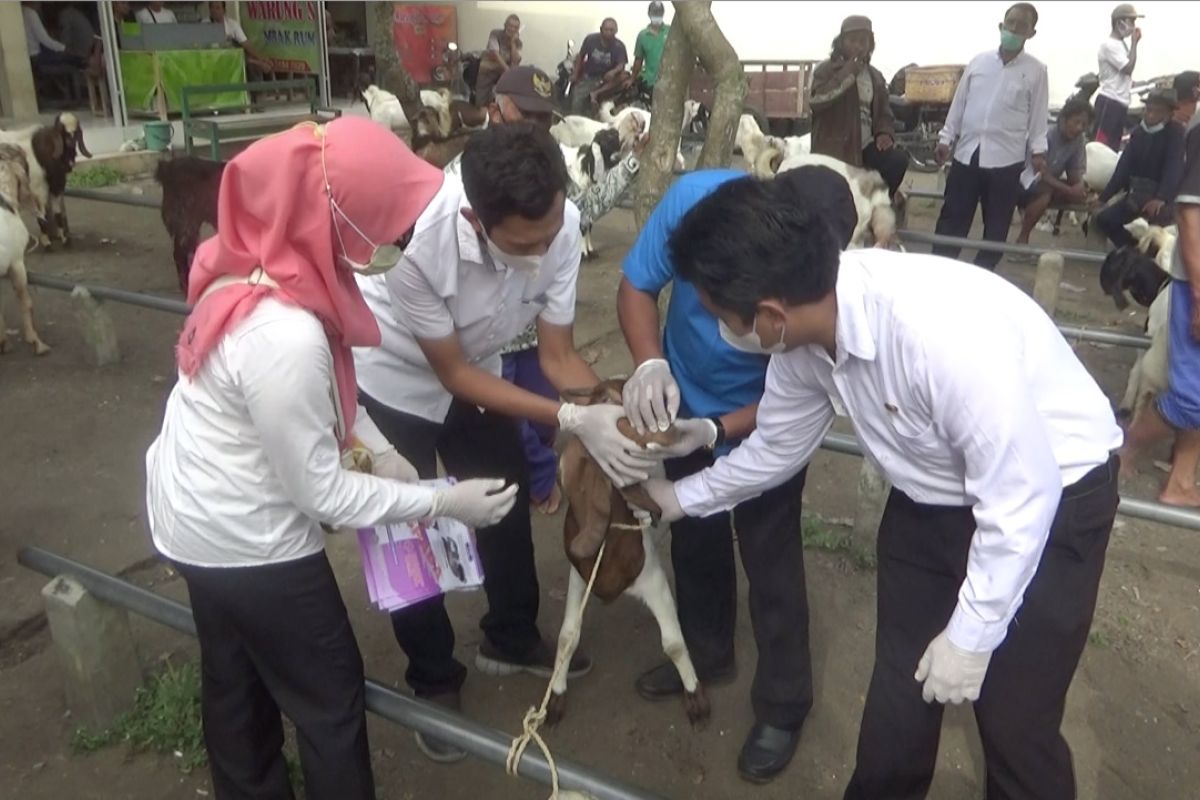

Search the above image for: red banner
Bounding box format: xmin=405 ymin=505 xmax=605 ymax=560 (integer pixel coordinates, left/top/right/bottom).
xmin=392 ymin=4 xmax=457 ymax=85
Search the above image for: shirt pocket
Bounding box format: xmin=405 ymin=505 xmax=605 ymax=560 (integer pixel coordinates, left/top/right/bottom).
xmin=1002 ymin=81 xmax=1030 ymax=115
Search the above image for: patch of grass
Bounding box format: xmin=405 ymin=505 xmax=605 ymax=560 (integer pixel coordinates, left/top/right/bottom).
xmin=801 ymin=516 xmax=877 ymax=570
xmin=1087 ymin=629 xmax=1110 ymax=648
xmin=71 ymin=660 xmax=206 ymax=773
xmin=67 ymin=165 xmax=123 ymax=189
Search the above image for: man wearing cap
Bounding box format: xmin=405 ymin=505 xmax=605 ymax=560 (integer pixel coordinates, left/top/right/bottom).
xmin=1121 ymin=82 xmax=1200 ymax=507
xmin=1173 ymin=71 xmax=1200 ymax=128
xmin=632 ymin=2 xmax=669 ymax=94
xmin=1095 ymin=4 xmax=1144 ymax=150
xmin=446 ymin=65 xmax=647 ymax=516
xmin=933 ymin=2 xmax=1049 ymax=270
xmin=810 ymin=15 xmax=907 ymax=198
xmin=1093 ymin=87 xmax=1186 ymax=249
xmin=475 ymin=14 xmax=522 ymax=107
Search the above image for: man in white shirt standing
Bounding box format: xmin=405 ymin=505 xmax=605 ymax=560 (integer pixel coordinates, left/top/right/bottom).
xmin=639 ymin=176 xmax=1123 ymax=798
xmin=933 ymin=2 xmax=1049 ymax=270
xmin=355 ymin=124 xmax=654 ymax=763
xmin=1095 ymin=3 xmax=1143 ymax=151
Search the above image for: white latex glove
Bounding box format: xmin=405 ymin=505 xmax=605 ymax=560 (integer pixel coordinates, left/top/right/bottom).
xmin=371 ymin=448 xmax=420 ymax=483
xmin=634 ymin=478 xmax=685 ymax=524
xmin=644 ymin=418 xmax=717 ymax=460
xmin=914 ymin=629 xmax=994 ymax=704
xmin=429 ymin=479 xmax=518 ymax=528
xmin=558 ymin=402 xmax=657 ymax=488
xmin=622 ymin=358 xmax=681 ymax=434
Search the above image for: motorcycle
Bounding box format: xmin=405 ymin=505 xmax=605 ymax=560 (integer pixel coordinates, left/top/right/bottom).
xmin=555 ymin=39 xmax=575 ymax=115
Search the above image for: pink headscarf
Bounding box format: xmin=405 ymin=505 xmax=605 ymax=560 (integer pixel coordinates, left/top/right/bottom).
xmin=176 ymin=117 xmax=444 ymax=447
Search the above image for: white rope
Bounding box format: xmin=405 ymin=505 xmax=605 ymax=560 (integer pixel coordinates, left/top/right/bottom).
xmin=505 ymin=542 xmax=607 ymax=800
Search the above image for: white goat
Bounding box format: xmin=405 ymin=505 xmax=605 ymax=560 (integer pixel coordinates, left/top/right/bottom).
xmin=0 ymin=112 xmax=90 ymax=248
xmin=1084 ymin=141 xmax=1120 ymax=193
xmin=0 ymin=154 xmax=50 ymax=354
xmin=551 ymin=112 xmax=644 ymax=153
xmin=776 ymin=153 xmax=897 ymax=248
xmin=359 ymin=84 xmax=450 ymax=138
xmin=598 ymin=101 xmax=692 ymax=171
xmin=561 ymin=128 xmax=623 ymax=259
xmin=1117 ymin=225 xmax=1176 ymax=423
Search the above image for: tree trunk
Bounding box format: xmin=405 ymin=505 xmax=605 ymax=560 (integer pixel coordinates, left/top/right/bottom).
xmin=367 ymin=2 xmax=423 ymax=124
xmin=633 ymin=18 xmax=694 ymax=228
xmin=676 ymin=1 xmax=745 ymax=170
xmin=633 ymin=1 xmax=744 ymax=228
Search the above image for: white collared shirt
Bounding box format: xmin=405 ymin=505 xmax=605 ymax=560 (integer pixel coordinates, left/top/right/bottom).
xmin=939 ymin=49 xmax=1050 ymax=168
xmin=135 ymin=6 xmax=178 ymax=23
xmin=354 ymin=176 xmax=582 ymax=422
xmin=675 ymin=249 xmax=1122 ymax=653
xmin=1097 ymin=37 xmax=1133 ymax=106
xmin=146 ymin=298 xmax=438 ymax=568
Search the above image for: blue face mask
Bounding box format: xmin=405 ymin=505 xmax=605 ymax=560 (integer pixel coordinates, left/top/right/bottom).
xmin=999 ymin=28 xmax=1026 ymax=52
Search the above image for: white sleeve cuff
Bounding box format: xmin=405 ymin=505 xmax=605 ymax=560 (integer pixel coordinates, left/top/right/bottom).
xmin=945 ymin=601 xmax=1008 ymax=654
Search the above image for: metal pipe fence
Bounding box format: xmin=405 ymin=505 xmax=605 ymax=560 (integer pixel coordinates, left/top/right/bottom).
xmin=27 ymin=272 xmax=188 ymax=316
xmin=896 ymin=229 xmax=1107 ymax=264
xmin=820 ymin=432 xmax=1200 ymax=531
xmin=16 ymin=546 xmax=666 ymax=800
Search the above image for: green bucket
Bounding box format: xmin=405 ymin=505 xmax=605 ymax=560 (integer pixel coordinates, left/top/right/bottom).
xmin=143 ymin=121 xmax=173 ymax=152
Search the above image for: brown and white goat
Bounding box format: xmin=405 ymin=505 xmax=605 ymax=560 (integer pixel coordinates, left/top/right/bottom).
xmin=0 ymin=113 xmax=90 ymax=248
xmin=547 ymin=380 xmax=709 ymax=727
xmin=0 ymin=154 xmax=50 ymax=354
xmin=775 ymin=153 xmax=900 ymax=248
xmin=154 ymin=157 xmax=225 ymax=292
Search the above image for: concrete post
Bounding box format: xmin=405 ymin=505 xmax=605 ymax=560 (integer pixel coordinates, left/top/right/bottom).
xmin=0 ymin=2 xmax=38 ymax=119
xmin=853 ymin=458 xmax=889 ymax=553
xmin=42 ymin=575 xmax=142 ymax=730
xmin=1033 ymin=252 xmax=1065 ymax=316
xmin=72 ymin=287 xmax=121 ymax=367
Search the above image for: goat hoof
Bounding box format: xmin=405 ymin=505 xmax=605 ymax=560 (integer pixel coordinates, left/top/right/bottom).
xmin=684 ymin=684 xmax=711 ymax=728
xmin=546 ymin=692 xmax=567 ymax=727
xmin=32 ymin=340 xmax=51 ymax=356
xmin=0 ymin=338 xmax=10 ymax=354
xmin=38 ymin=235 xmax=52 ymax=249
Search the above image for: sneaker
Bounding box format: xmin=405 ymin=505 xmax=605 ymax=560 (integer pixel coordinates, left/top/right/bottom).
xmin=413 ymin=692 xmax=467 ymax=764
xmin=475 ymin=638 xmax=593 ymax=680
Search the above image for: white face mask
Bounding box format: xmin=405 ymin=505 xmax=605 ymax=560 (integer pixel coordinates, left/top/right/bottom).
xmin=1116 ymin=19 xmax=1135 ymax=38
xmin=718 ymin=314 xmax=786 ymax=355
xmin=649 ymin=15 xmax=664 ymax=25
xmin=1141 ymin=120 xmax=1166 ymax=134
xmin=485 ymin=235 xmax=542 ymax=273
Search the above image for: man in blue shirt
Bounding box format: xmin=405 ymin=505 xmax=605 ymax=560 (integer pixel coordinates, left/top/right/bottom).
xmin=618 ymin=167 xmax=856 ymax=783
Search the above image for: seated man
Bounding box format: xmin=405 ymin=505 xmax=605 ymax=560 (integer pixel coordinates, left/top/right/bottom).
xmin=22 ymin=2 xmax=82 ymax=70
xmin=209 ymin=1 xmax=272 ymax=78
xmin=1015 ymin=96 xmax=1091 ymax=246
xmin=571 ymin=17 xmax=631 ymax=115
xmin=1094 ymin=87 xmax=1186 ymax=248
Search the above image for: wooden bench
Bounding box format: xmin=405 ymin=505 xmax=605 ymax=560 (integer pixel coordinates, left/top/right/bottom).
xmin=182 ymin=78 xmax=341 ymax=160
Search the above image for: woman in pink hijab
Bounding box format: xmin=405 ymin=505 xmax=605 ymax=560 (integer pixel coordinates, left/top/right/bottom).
xmin=145 ymin=118 xmax=517 ymax=799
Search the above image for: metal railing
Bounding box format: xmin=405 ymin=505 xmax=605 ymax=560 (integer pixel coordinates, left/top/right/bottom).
xmin=896 ymin=229 xmax=1107 ymax=265
xmin=28 ymin=272 xmax=188 ymax=316
xmin=821 ymin=432 xmax=1200 ymax=531
xmin=17 ymin=546 xmax=665 ymax=800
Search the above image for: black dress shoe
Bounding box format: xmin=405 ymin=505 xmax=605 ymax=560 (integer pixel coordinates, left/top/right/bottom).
xmin=737 ymin=722 xmax=801 ymax=784
xmin=634 ymin=660 xmax=736 ymax=701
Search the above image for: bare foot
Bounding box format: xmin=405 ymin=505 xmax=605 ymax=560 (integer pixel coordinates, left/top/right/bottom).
xmin=533 ymin=484 xmax=562 ymax=516
xmin=1158 ymin=484 xmax=1200 ymax=508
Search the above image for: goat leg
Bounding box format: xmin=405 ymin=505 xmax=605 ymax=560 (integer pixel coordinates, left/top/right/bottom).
xmin=53 ymin=195 xmax=70 ymax=245
xmin=9 ymin=260 xmax=50 ymax=354
xmin=35 ymin=214 xmax=58 ymax=249
xmin=174 ymin=233 xmax=199 ymax=294
xmin=629 ymin=542 xmax=710 ymax=727
xmin=547 ymin=567 xmax=588 ymax=726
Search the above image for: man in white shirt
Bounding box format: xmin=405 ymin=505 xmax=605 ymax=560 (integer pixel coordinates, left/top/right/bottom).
xmin=933 ymin=2 xmax=1049 ymax=270
xmin=22 ymin=2 xmax=80 ymax=68
xmin=355 ymin=124 xmax=654 ymax=763
xmin=135 ymin=1 xmax=177 ymax=24
xmin=208 ymin=1 xmax=272 ymax=75
xmin=639 ymin=176 xmax=1123 ymax=798
xmin=1095 ymin=3 xmax=1143 ymax=151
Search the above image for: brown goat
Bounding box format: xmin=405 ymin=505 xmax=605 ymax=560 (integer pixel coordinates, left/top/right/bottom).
xmin=545 ymin=380 xmax=710 ymax=727
xmin=154 ymin=157 xmax=225 ymax=292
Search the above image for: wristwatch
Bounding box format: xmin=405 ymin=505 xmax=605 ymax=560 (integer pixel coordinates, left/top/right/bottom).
xmin=706 ymin=417 xmax=726 ymax=450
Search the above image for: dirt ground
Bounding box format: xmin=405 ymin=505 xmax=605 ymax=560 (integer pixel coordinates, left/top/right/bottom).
xmin=1 ymin=168 xmax=1198 ymax=800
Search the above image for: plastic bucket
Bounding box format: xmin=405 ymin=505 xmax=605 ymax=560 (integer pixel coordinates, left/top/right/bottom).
xmin=143 ymin=121 xmax=173 ymax=152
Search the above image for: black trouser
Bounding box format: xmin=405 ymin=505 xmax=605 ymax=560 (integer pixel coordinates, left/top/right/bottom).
xmin=844 ymin=455 xmax=1119 ymax=800
xmin=359 ymin=391 xmax=541 ymax=698
xmin=933 ymin=148 xmax=1024 ymax=270
xmin=1095 ymin=194 xmax=1175 ymax=249
xmin=863 ymin=141 xmax=910 ymax=198
xmin=1092 ymin=94 xmax=1127 ymax=151
xmin=176 ymin=553 xmax=374 ymax=800
xmin=664 ymin=450 xmax=812 ymax=730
